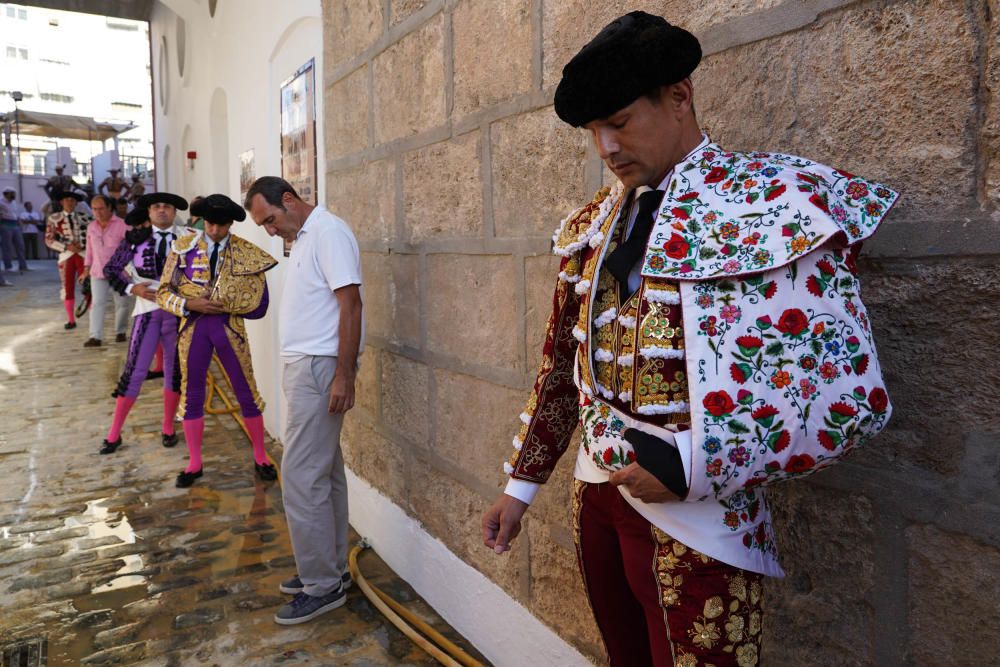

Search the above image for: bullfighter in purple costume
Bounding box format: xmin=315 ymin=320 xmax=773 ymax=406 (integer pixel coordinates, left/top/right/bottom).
xmin=99 ymin=194 xmax=192 ymax=455
xmin=156 ymin=194 xmax=278 ymax=488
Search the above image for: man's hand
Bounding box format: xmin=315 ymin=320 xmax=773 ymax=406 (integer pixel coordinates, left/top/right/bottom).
xmin=132 ymin=282 xmax=157 ymax=302
xmin=609 ymin=463 xmax=679 ymax=503
xmin=185 ymin=297 xmax=227 ymax=314
xmin=482 ymin=494 xmax=529 ymax=555
xmin=68 ymin=242 xmax=81 ymax=253
xmin=328 ymin=373 xmax=355 ymax=414
xmin=78 ymin=271 xmax=88 ymax=284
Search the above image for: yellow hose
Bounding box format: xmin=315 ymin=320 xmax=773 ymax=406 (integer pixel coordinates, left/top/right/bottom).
xmin=206 ymin=361 xmax=480 ymax=664
xmin=349 ymin=542 xmax=486 ymax=667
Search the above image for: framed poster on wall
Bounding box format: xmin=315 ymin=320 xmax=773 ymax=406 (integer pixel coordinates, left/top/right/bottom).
xmin=280 ymin=58 xmax=317 ymax=257
xmin=239 ymin=148 xmax=255 ymax=202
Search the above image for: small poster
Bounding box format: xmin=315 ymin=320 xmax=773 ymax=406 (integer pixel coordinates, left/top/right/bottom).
xmin=239 ymin=148 xmax=255 ymax=202
xmin=280 ymin=58 xmax=317 ymax=257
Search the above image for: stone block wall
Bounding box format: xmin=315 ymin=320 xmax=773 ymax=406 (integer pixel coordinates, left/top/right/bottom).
xmin=321 ymin=0 xmax=1000 ymax=663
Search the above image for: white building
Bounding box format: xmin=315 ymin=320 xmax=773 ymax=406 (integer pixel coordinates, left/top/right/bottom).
xmin=0 ymin=2 xmax=154 ymax=186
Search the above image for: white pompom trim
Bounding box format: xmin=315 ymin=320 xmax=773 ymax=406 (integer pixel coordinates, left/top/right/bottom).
xmin=617 ymin=354 xmax=634 ymax=367
xmin=639 ymin=346 xmax=686 ymax=359
xmin=636 ymin=401 xmax=691 ymax=415
xmin=645 ymin=289 xmax=681 ymax=304
xmin=594 ymin=348 xmax=614 ymax=362
xmin=572 ymin=326 xmax=587 ymax=343
xmin=618 ymin=314 xmax=636 ymax=328
xmin=593 ymin=308 xmax=617 ymax=329
xmin=519 ymin=412 xmax=532 ymax=425
xmin=503 ymin=462 xmax=515 ymax=474
xmin=574 ymin=279 xmax=592 ymax=295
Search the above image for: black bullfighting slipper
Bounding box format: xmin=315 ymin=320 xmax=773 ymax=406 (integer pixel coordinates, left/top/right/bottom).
xmin=254 ymin=462 xmax=278 ymax=482
xmin=162 ymin=433 xmax=178 ymax=448
xmin=145 ymin=370 xmax=164 ymax=380
xmin=176 ymin=469 xmax=203 ymax=488
xmin=64 ymin=322 xmax=76 ymax=330
xmin=99 ymin=437 xmax=122 ymax=455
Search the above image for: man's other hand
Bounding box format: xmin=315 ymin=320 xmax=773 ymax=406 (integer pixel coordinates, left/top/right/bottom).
xmin=132 ymin=282 xmax=156 ymax=302
xmin=328 ymin=374 xmax=355 ymax=414
xmin=609 ymin=463 xmax=679 ymax=503
xmin=482 ymin=494 xmax=529 ymax=555
xmin=185 ymin=297 xmax=227 ymax=314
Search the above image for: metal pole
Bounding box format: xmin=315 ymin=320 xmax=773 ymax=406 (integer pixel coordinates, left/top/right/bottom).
xmin=14 ymin=102 xmax=22 ymax=201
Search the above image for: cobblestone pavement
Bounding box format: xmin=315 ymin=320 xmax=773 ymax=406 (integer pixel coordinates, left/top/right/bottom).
xmin=0 ymin=263 xmax=486 ymax=666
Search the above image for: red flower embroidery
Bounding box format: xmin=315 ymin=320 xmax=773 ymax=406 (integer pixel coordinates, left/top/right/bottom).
xmin=676 ymin=191 xmax=699 ymax=202
xmin=830 ymin=402 xmax=858 ymax=419
xmin=762 ymin=282 xmax=778 ymax=299
xmin=751 ymin=404 xmax=780 ymax=427
xmin=705 ymin=167 xmax=728 ymax=184
xmin=730 ymin=363 xmax=749 ymax=384
xmin=664 ymin=233 xmax=690 ymax=259
xmin=703 ymin=390 xmax=737 ymax=417
xmin=770 ymin=430 xmax=791 ymax=452
xmin=736 ymin=335 xmax=764 ymax=353
xmin=764 ymin=183 xmax=786 ymax=201
xmin=784 ymin=454 xmax=815 ymax=473
xmin=818 ymin=431 xmax=838 ymax=450
xmin=602 ymin=448 xmax=614 ymax=465
xmin=775 ymin=308 xmax=809 ymax=337
xmin=845 ymin=181 xmax=869 ymax=199
xmin=809 ymin=192 xmax=830 ymax=213
xmin=671 ymin=207 xmax=690 ymax=221
xmin=868 ymin=387 xmax=889 ymax=413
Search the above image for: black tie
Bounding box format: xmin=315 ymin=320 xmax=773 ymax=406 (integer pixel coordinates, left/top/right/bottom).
xmin=209 ymin=242 xmax=219 ymax=281
xmin=605 ymin=189 xmax=664 ymax=299
xmin=155 ymin=232 xmax=171 ymax=271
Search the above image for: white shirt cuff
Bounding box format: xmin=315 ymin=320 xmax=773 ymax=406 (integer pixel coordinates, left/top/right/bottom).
xmin=124 ymin=283 xmax=134 ymax=295
xmin=504 ymin=478 xmax=541 ymax=506
xmin=674 ymin=429 xmax=693 ymax=490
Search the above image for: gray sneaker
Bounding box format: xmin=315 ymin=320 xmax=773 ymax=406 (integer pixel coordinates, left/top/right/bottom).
xmin=274 ymin=588 xmax=346 ymax=625
xmin=279 ymin=572 xmax=352 ymax=595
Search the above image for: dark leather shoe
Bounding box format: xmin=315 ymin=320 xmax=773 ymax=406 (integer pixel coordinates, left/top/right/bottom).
xmin=83 ymin=338 xmax=102 ymax=347
xmin=145 ymin=370 xmax=164 ymax=381
xmin=115 ymin=333 xmax=127 ymax=343
xmin=254 ymin=462 xmax=278 ymax=481
xmin=162 ymin=432 xmax=178 ymax=448
xmin=176 ymin=469 xmax=203 ymax=488
xmin=64 ymin=322 xmax=76 ymax=330
xmin=99 ymin=437 xmax=121 ymax=455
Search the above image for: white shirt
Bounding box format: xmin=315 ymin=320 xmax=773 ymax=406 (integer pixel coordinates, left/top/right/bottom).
xmin=279 ymin=205 xmax=364 ymax=361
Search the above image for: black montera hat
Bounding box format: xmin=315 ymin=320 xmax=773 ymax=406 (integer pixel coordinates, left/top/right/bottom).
xmin=125 ymin=207 xmax=149 ymax=226
xmin=53 ymin=189 xmax=85 ymax=201
xmin=137 ymin=192 xmax=189 ymax=210
xmin=190 ymin=193 xmax=246 ymax=225
xmin=553 ymin=12 xmax=702 ymax=127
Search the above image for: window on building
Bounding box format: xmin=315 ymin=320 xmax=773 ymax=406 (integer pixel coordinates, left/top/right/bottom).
xmin=18 ymin=48 xmax=27 ymax=59
xmin=105 ymin=18 xmax=138 ymax=31
xmin=39 ymin=92 xmax=73 ymax=103
xmin=5 ymin=7 xmax=14 ymax=18
xmin=17 ymin=8 xmax=26 ymax=19
xmin=32 ymin=155 xmax=44 ymax=175
xmin=5 ymin=46 xmax=15 ymax=58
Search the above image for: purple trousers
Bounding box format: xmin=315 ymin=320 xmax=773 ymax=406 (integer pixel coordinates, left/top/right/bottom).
xmin=116 ymin=309 xmax=180 ymax=399
xmin=180 ymin=314 xmax=263 ymax=420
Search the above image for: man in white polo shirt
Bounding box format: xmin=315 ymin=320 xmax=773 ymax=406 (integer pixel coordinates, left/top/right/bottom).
xmin=245 ymin=176 xmax=364 ymax=626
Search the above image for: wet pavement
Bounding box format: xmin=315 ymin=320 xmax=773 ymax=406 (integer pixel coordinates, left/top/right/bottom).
xmin=0 ymin=263 xmax=486 ymax=666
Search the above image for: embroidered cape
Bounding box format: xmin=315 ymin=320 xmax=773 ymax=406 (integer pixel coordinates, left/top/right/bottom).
xmin=506 ymin=139 xmax=897 ymax=563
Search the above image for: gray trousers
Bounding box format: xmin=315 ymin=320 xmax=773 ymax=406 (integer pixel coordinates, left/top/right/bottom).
xmin=0 ymin=221 xmax=26 ymax=271
xmin=281 ymin=355 xmax=349 ymax=597
xmin=89 ymin=277 xmax=130 ymax=339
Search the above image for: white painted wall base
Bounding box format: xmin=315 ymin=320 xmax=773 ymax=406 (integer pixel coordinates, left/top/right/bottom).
xmin=346 ymin=468 xmax=592 ymax=667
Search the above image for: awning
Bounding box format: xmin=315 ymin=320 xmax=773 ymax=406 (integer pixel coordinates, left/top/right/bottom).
xmin=0 ymin=109 xmax=135 ymax=142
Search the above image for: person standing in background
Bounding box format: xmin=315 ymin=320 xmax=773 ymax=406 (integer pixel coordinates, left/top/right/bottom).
xmin=1 ymin=187 xmax=28 ymax=275
xmin=45 ymin=190 xmax=90 ymax=329
xmin=82 ymin=195 xmax=130 ymax=347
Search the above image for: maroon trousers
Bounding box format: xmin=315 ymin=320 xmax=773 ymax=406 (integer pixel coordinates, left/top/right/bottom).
xmin=573 ymin=481 xmax=764 ymax=667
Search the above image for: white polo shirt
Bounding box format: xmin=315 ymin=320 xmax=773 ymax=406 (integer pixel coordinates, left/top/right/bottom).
xmin=279 ymin=205 xmax=364 ymax=361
